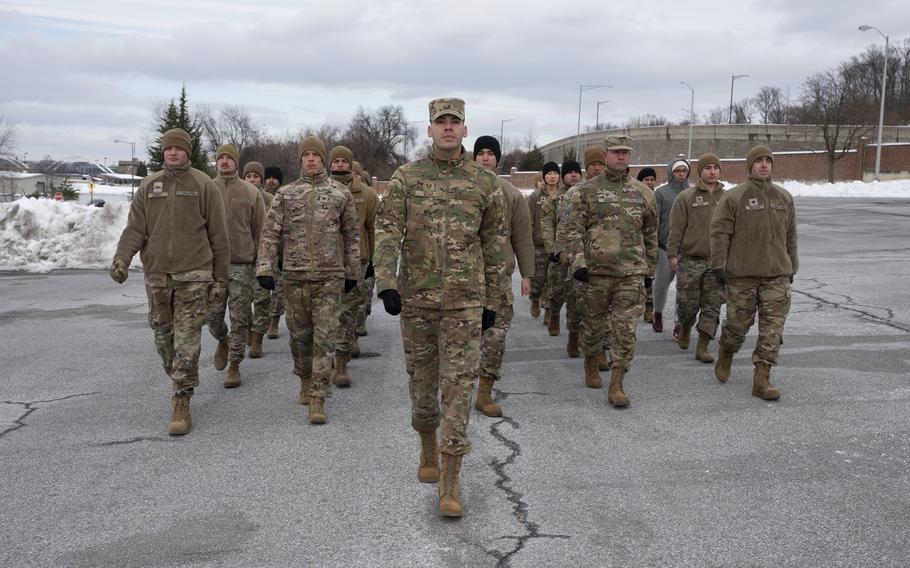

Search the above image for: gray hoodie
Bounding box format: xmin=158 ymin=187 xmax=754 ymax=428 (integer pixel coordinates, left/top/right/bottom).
xmin=654 ymin=158 xmax=690 ymax=250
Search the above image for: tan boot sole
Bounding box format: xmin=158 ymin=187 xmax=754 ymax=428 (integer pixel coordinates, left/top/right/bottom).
xmin=439 ymin=497 xmax=463 ymax=517
xmin=418 ymin=467 xmax=440 ymax=483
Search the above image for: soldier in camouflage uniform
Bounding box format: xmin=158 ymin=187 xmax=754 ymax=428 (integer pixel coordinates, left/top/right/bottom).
xmin=473 ymin=135 xmax=535 ymax=417
xmin=263 ymin=166 xmax=285 ymax=339
xmin=667 ymin=153 xmax=726 ymax=363
xmin=565 ymin=135 xmax=658 ymax=407
xmin=527 ymin=165 xmax=558 ymax=321
xmin=352 ymin=160 xmax=375 ymax=338
xmin=329 ymin=146 xmax=379 ymax=386
xmin=207 ymin=144 xmax=267 ymax=388
xmin=374 ymin=98 xmax=506 ymax=517
xmin=242 ymin=161 xmax=273 ymax=359
xmin=110 ymin=128 xmax=230 ymax=436
xmin=540 ymin=161 xmax=574 ymax=336
xmin=550 ymin=160 xmax=583 ymax=351
xmin=256 ymin=136 xmax=361 ymax=423
xmin=710 ymin=145 xmax=798 ymax=401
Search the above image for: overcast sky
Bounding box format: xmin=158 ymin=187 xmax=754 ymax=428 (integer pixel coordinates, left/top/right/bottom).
xmin=0 ymin=0 xmax=905 ymax=166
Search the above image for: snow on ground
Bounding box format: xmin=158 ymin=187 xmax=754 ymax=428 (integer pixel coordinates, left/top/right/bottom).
xmin=2 ymin=179 xmax=909 ymax=272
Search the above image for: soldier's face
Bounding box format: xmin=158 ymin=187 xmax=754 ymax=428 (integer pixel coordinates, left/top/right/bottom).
xmin=544 ymin=171 xmax=560 ymax=186
xmin=428 ymin=115 xmax=466 ymax=151
xmin=163 ymin=146 xmax=188 ymax=167
xmin=217 ymin=155 xmax=237 ymax=175
xmin=475 ymin=149 xmax=498 ymax=170
xmin=353 ymin=171 xmax=363 ymax=181
xmin=535 ymin=179 xmax=545 ymax=190
xmin=604 ymin=149 xmax=631 ymax=173
xmin=265 ymin=177 xmax=281 ymax=190
xmin=586 ymin=162 xmax=605 ymax=178
xmin=640 ymin=175 xmax=656 ymax=189
xmin=244 ymin=172 xmax=262 ymax=185
xmin=301 ymin=151 xmax=323 ymax=174
xmin=751 ymin=156 xmax=773 ymax=179
xmin=331 ymin=158 xmax=352 ymax=172
xmin=700 ymin=164 xmax=721 ymax=185
xmin=563 ymin=172 xmax=582 ymax=186
xmin=673 ymin=167 xmax=689 ymax=182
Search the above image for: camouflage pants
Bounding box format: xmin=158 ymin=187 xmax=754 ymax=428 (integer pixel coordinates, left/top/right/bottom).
xmin=270 ymin=270 xmax=285 ymax=318
xmin=336 ymin=262 xmax=370 ymax=355
xmin=357 ymin=273 xmax=375 ymax=331
xmin=284 ymin=277 xmax=343 ymax=399
xmin=547 ymin=261 xmax=568 ymax=315
xmin=719 ymin=276 xmax=791 ymax=367
xmin=582 ymin=275 xmax=644 ymax=369
xmin=644 ymin=276 xmax=653 ymax=307
xmin=565 ymin=278 xmax=585 ymax=333
xmin=530 ymin=247 xmax=549 ymax=303
xmin=675 ymin=257 xmax=725 ymax=338
xmin=480 ymin=303 xmax=515 ymax=380
xmin=250 ymin=281 xmax=271 ymax=335
xmin=401 ymin=305 xmax=481 ymax=456
xmin=146 ymin=278 xmax=209 ymax=393
xmin=208 ymin=263 xmax=254 ymax=362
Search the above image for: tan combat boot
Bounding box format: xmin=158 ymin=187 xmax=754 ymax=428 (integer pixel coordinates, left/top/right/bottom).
xmin=643 ymin=303 xmax=654 ymax=323
xmin=566 ymin=331 xmax=580 ymax=358
xmin=213 ymin=336 xmax=229 ymax=370
xmin=249 ymin=332 xmax=264 ymax=358
xmin=548 ymin=311 xmax=560 ymax=336
xmin=266 ymin=316 xmax=280 ymax=339
xmin=475 ymin=376 xmax=502 ymax=417
xmin=596 ymin=350 xmax=611 ymax=371
xmin=752 ymin=365 xmax=781 ymax=401
xmin=296 ymin=371 xmax=312 ymax=405
xmin=677 ymin=326 xmax=691 ymax=350
xmin=418 ymin=430 xmax=440 ymax=483
xmin=167 ymin=390 xmax=192 ymax=436
xmin=584 ymin=356 xmax=602 ymax=389
xmin=530 ymin=299 xmax=541 ymax=318
xmin=695 ymin=332 xmax=714 ymax=363
xmin=439 ymin=454 xmax=464 ymax=517
xmin=309 ymin=397 xmax=327 ymax=424
xmin=224 ymin=360 xmax=241 ymax=388
xmin=607 ymin=368 xmax=630 ymax=407
xmin=715 ymin=345 xmax=734 ymax=383
xmin=333 ymin=354 xmax=351 ymax=387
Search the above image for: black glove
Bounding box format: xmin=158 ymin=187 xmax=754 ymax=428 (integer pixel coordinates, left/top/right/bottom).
xmin=482 ymin=309 xmax=496 ymax=331
xmin=257 ymin=275 xmax=276 ymax=290
xmin=573 ymin=267 xmax=590 ymax=283
xmin=713 ymin=269 xmax=727 ymax=286
xmin=789 ymin=274 xmax=794 ymax=284
xmin=644 ymin=276 xmax=653 ymax=288
xmin=548 ymin=252 xmax=559 ymax=264
xmin=344 ymin=279 xmax=357 ymax=293
xmin=378 ymin=289 xmax=402 ymax=316
xmin=364 ymin=263 xmax=375 ymax=279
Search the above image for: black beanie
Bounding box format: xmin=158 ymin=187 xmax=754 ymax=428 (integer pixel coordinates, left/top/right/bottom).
xmin=561 ymin=160 xmax=582 ymax=178
xmin=637 ymin=167 xmax=657 ymax=181
xmin=473 ymin=135 xmax=502 ymax=164
xmin=264 ymin=166 xmax=283 ymax=185
xmin=542 ymin=161 xmax=560 ymax=177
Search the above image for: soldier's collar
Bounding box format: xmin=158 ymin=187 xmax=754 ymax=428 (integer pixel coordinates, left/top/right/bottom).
xmin=300 ymin=168 xmax=328 ymax=184
xmin=430 ymin=145 xmax=466 ymax=167
xmin=164 ymin=161 xmax=192 ymax=177
xmin=603 ymin=169 xmax=626 ymax=183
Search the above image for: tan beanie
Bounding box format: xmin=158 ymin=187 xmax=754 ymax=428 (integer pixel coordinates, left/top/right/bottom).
xmin=298 ymin=136 xmax=327 ymax=163
xmin=160 ymin=128 xmax=192 ymax=155
xmin=243 ymin=161 xmax=264 ymax=179
xmin=697 ymin=152 xmax=721 ymax=176
xmin=584 ymin=147 xmax=605 ymax=168
xmin=746 ymin=145 xmax=773 ymax=172
xmin=329 ymin=145 xmax=354 ymax=166
xmin=215 ymin=143 xmax=239 ymax=165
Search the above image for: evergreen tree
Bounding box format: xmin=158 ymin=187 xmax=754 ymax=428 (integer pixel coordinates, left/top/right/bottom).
xmin=147 ymin=84 xmax=209 ymax=174
xmin=519 ymin=145 xmax=545 ymax=171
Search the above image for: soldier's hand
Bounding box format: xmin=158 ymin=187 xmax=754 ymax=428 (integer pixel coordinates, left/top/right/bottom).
xmin=208 ymin=281 xmax=228 ymax=304
xmin=644 ymin=276 xmax=653 ymax=288
xmin=364 ymin=263 xmax=375 ymax=279
xmin=713 ymin=269 xmax=727 ymax=286
xmin=344 ymin=279 xmax=358 ymax=293
xmin=558 ymin=252 xmax=569 ymax=265
xmin=257 ymin=275 xmax=275 ymax=291
xmin=668 ymin=256 xmax=679 ymax=271
xmin=378 ymin=289 xmax=402 ymax=316
xmin=548 ymin=252 xmax=559 ymax=264
xmin=789 ymin=274 xmax=794 ymax=284
xmin=109 ymin=259 xmax=128 ymax=284
xmin=573 ymin=267 xmax=590 ymax=283
xmin=520 ymin=277 xmax=531 ymax=297
xmin=481 ymin=308 xmax=496 ymax=331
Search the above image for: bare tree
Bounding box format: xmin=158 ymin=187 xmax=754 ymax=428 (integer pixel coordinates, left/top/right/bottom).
xmin=704 ymin=106 xmax=727 ymax=124
xmin=0 ymin=116 xmax=16 ymax=158
xmin=753 ymin=86 xmax=789 ymax=124
xmin=624 ymin=114 xmax=671 ymax=128
xmin=340 ymin=105 xmax=417 ymax=180
xmin=198 ymin=104 xmax=261 ymax=157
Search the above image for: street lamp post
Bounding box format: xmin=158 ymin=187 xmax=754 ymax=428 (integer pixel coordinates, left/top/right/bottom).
xmin=595 ymin=100 xmax=611 ymax=131
xmin=729 ymin=74 xmax=748 ymax=124
xmin=499 ymin=118 xmax=515 ymax=146
xmin=859 ymin=24 xmax=889 ymax=181
xmin=680 ymin=81 xmax=695 ymax=159
xmin=576 ymin=84 xmax=612 ymax=161
xmin=114 ymin=139 xmax=136 ymax=200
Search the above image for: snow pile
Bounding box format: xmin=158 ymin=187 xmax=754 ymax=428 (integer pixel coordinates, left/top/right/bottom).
xmin=778 ymin=179 xmax=910 ymax=198
xmin=0 ymin=198 xmax=133 ymax=272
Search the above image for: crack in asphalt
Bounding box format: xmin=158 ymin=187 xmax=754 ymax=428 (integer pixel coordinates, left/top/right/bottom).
xmin=0 ymin=392 xmax=100 ymax=441
xmin=92 ymin=436 xmax=168 ymax=446
xmin=795 ymin=278 xmax=910 ymax=333
xmin=482 ymin=389 xmax=570 ymax=568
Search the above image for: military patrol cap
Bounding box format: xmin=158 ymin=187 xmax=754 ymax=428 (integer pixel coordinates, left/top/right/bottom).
xmin=428 ymin=97 xmax=465 ymax=121
xmin=746 ymin=145 xmax=773 ymax=172
xmin=605 ymin=135 xmax=634 ymax=151
xmin=216 ymin=143 xmax=240 ymax=164
xmin=161 ymin=128 xmax=192 ymax=155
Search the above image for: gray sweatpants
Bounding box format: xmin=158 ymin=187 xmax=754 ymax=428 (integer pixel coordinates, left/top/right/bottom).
xmin=654 ymin=248 xmax=677 ymax=315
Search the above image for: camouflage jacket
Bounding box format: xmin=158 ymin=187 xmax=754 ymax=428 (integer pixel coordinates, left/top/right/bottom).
xmin=667 ymin=180 xmax=725 ymax=260
xmin=555 ymin=184 xmax=581 ymax=260
xmin=540 ymin=185 xmax=568 ymax=253
xmin=256 ymin=169 xmax=360 ymax=281
xmin=565 ymin=170 xmax=658 ymax=277
xmin=213 ymin=173 xmax=266 ymax=264
xmin=374 ymin=147 xmax=507 ymax=311
xmin=526 ymin=186 xmax=556 ymax=248
xmin=710 ymin=176 xmax=798 ymax=278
